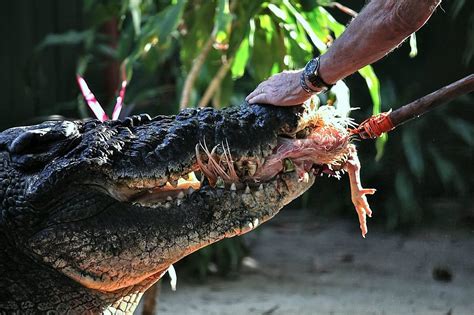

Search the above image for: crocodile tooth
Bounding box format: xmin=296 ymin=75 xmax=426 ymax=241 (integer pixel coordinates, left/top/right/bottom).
xmin=253 ymin=218 xmax=259 ymax=228
xmin=247 ymin=161 xmax=257 ymax=176
xmin=258 ymin=184 xmax=264 ymax=191
xmin=230 ymin=183 xmax=237 ymax=191
xmin=187 ymin=187 xmax=195 ymax=195
xmin=248 ymin=222 xmax=254 ymax=229
xmin=302 ymin=172 xmax=309 ymax=183
xmin=177 ymin=191 xmax=185 ymax=199
xmin=216 ymin=177 xmax=225 ymax=189
xmin=164 ymin=202 xmax=171 ymax=209
xmin=166 ymin=196 xmax=173 ymax=201
xmin=177 ymin=199 xmax=183 ymax=206
xmin=168 ymin=179 xmax=178 ymax=187
xmin=244 ymin=185 xmax=251 ymax=194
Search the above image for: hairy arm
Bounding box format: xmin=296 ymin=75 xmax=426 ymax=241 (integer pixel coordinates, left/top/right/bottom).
xmin=319 ymin=0 xmax=441 ymax=84
xmin=246 ymin=0 xmax=442 ymax=105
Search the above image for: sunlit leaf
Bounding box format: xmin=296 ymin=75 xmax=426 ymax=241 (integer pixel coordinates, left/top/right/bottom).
xmin=331 ymin=80 xmax=350 ymax=117
xmin=129 ymin=0 xmax=142 ymax=36
xmin=409 ymin=33 xmax=418 ymax=58
xmin=231 ymin=38 xmax=250 ymax=78
xmin=282 ymin=0 xmax=327 ymax=52
xmin=214 ymin=0 xmax=232 ymax=44
xmin=307 ymin=7 xmax=345 ymax=38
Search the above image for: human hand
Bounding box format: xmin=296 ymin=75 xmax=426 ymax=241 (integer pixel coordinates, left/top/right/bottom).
xmin=245 ymin=70 xmax=313 ymax=106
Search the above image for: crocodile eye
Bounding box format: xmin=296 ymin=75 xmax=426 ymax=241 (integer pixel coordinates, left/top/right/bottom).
xmin=8 ymin=121 xmax=79 ymax=154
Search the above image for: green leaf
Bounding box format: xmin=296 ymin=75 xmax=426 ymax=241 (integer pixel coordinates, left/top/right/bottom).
xmin=180 ymin=1 xmax=215 ymax=70
xmin=409 ymin=33 xmax=418 ymax=58
xmin=231 ymin=38 xmax=250 ymax=78
xmin=331 ymin=80 xmax=350 ymax=117
xmin=138 ymin=0 xmax=187 ymax=54
xmin=427 ymin=145 xmax=462 ymax=191
xmin=375 ymin=134 xmax=388 ymax=161
xmin=357 ymin=65 xmax=387 ymax=159
xmin=268 ymin=3 xmax=312 ymax=67
xmin=445 ymin=117 xmax=474 ymax=146
xmin=358 ymin=65 xmax=381 ymax=114
xmin=451 ymin=0 xmax=466 ymax=18
xmin=282 ymin=0 xmax=327 ymax=52
xmin=249 ymin=18 xmax=275 ymax=81
xmin=214 ymin=0 xmax=232 ymax=44
xmin=304 ymin=7 xmax=345 ymax=39
xmin=36 ymin=30 xmax=94 ymax=51
xmin=402 ymin=129 xmax=424 ymax=178
xmin=129 ymin=0 xmax=142 ymax=36
xmin=394 ymin=171 xmax=421 ymax=224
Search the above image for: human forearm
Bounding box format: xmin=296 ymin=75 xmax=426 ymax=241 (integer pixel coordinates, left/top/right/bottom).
xmin=319 ymin=0 xmax=441 ymax=84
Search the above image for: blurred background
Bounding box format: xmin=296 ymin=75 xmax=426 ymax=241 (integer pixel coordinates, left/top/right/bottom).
xmin=1 ymin=0 xmax=473 ymax=313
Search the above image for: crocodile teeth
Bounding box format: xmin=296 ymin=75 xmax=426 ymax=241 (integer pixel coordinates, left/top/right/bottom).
xmin=187 ymin=187 xmax=195 ymax=195
xmin=166 ymin=196 xmax=173 ymax=201
xmin=302 ymin=172 xmax=309 ymax=183
xmin=244 ymin=185 xmax=251 ymax=194
xmin=258 ymin=184 xmax=264 ymax=191
xmin=247 ymin=161 xmax=257 ymax=176
xmin=177 ymin=191 xmax=185 ymax=199
xmin=253 ymin=218 xmax=259 ymax=228
xmin=168 ymin=179 xmax=178 ymax=188
xmin=230 ymin=183 xmax=237 ymax=191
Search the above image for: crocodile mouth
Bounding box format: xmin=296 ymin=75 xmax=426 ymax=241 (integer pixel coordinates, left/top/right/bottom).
xmin=110 ymin=104 xmax=353 ymax=207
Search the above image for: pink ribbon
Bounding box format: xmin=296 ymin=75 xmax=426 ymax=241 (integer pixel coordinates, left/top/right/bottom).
xmin=76 ymin=73 xmax=127 ymax=121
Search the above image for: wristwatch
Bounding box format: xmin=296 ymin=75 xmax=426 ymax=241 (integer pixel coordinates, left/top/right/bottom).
xmin=301 ymin=57 xmax=333 ymax=93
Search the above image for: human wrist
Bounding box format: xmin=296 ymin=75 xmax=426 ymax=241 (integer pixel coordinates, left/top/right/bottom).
xmin=300 ymin=70 xmax=322 ymax=94
xmin=302 ymin=57 xmax=333 ymax=93
xmin=318 ymin=54 xmax=338 ymax=85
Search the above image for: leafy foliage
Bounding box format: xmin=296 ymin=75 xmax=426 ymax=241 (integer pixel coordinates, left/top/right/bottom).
xmin=32 ymin=0 xmax=474 ymax=276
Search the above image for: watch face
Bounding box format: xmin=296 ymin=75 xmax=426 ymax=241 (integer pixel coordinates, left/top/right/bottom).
xmin=304 ymin=58 xmax=318 ymax=77
xmin=305 ymin=58 xmax=322 ymax=86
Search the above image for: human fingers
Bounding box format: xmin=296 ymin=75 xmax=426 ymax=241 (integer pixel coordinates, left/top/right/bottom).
xmin=246 ymin=93 xmax=271 ymax=105
xmin=245 ymin=82 xmax=267 ymax=102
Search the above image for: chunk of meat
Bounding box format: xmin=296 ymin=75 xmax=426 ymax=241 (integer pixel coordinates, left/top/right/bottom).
xmin=344 ymin=147 xmax=376 ymax=237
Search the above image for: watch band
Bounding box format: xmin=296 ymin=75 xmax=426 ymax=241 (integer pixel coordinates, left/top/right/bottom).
xmin=300 ymin=71 xmax=317 ymax=94
xmin=303 ymin=57 xmax=333 ymax=92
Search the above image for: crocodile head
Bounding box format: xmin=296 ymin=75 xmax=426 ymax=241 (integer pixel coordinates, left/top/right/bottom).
xmin=0 ymin=101 xmax=352 ymax=313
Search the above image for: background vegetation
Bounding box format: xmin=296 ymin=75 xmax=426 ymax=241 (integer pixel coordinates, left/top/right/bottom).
xmin=0 ymin=0 xmax=472 ymax=277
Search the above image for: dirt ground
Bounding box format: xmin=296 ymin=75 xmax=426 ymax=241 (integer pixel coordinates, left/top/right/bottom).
xmin=144 ymin=210 xmax=474 ymax=315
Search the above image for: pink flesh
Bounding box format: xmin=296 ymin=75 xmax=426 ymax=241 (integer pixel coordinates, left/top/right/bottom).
xmin=252 ymin=129 xmax=375 ymax=238
xmin=254 ymin=126 xmax=350 ymax=182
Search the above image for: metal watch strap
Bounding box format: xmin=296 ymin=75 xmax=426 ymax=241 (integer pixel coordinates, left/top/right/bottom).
xmin=304 ymin=57 xmax=333 ymax=92
xmin=300 ymin=71 xmax=317 ymax=94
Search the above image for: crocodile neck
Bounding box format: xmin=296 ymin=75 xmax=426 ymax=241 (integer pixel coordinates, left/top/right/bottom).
xmin=0 ymin=231 xmax=145 ymax=314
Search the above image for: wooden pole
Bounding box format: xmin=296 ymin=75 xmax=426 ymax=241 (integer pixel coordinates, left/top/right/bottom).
xmin=389 ymin=74 xmax=474 ymax=128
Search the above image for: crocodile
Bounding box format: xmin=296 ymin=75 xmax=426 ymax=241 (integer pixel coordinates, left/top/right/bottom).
xmin=0 ymin=101 xmax=374 ymax=314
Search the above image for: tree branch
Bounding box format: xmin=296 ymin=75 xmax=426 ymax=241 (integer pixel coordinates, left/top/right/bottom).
xmin=179 ymin=35 xmax=215 ymax=109
xmin=198 ymin=57 xmax=234 ymax=108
